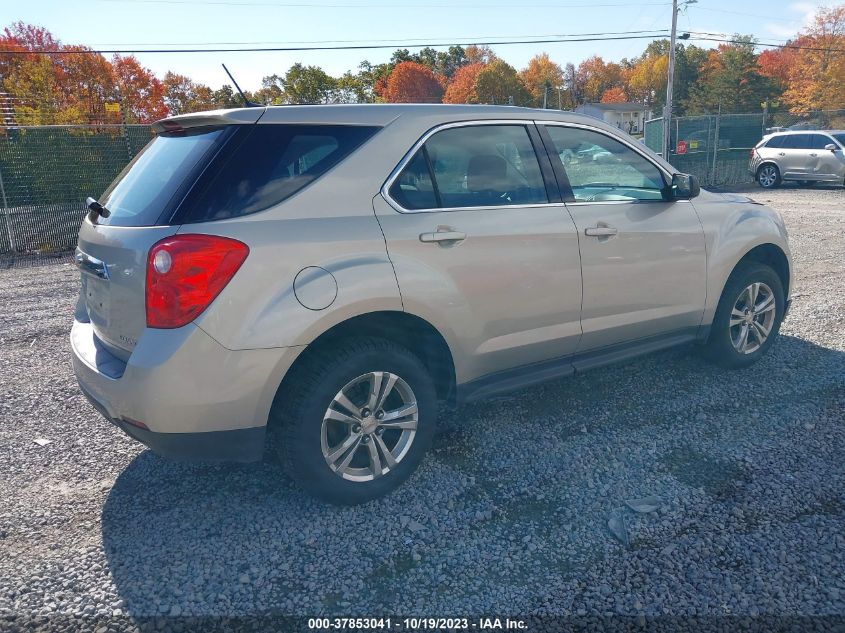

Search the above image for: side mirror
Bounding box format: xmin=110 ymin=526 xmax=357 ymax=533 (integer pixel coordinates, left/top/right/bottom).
xmin=825 ymin=143 xmax=837 ymax=152
xmin=671 ymin=173 xmax=700 ymax=199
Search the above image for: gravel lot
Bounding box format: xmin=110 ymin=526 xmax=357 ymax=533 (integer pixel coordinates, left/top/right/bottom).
xmin=1 ymin=185 xmax=843 ymax=631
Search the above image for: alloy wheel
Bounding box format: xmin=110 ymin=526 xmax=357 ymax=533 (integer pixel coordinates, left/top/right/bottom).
xmin=729 ymin=282 xmax=776 ymax=354
xmin=758 ymin=166 xmax=778 ymax=188
xmin=321 ymin=371 xmax=418 ymax=482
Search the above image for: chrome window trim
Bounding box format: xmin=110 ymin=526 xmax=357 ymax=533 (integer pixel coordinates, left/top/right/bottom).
xmin=380 ymin=119 xmax=555 ymax=214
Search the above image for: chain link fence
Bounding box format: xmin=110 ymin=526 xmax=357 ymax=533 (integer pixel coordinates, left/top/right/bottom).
xmin=644 ymin=109 xmax=845 ymax=188
xmin=0 ymin=124 xmax=153 ymax=255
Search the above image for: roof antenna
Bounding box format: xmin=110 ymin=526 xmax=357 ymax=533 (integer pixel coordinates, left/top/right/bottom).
xmin=221 ymin=63 xmax=260 ymax=108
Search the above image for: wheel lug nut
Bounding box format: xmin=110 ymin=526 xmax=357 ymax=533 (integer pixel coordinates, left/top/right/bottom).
xmin=376 ymin=428 xmax=384 ymax=436
xmin=362 ymin=436 xmax=370 ymax=443
xmin=375 ymin=410 xmax=384 ymax=420
xmin=352 ymin=424 xmax=362 ymax=433
xmin=361 ymin=408 xmax=371 ymax=418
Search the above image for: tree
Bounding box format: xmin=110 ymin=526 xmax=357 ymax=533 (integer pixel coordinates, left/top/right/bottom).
xmin=443 ymin=62 xmax=484 ymax=104
xmin=601 ymin=86 xmax=627 ymax=103
xmin=782 ymin=6 xmax=845 ymax=113
xmin=281 ymin=63 xmax=336 ymax=104
xmin=519 ymin=53 xmax=564 ymax=107
xmin=250 ymin=74 xmax=285 ymax=105
xmin=112 ymin=55 xmax=167 ymax=122
xmin=577 ymin=56 xmax=623 ymax=103
xmin=757 ymin=46 xmax=798 ymax=94
xmin=464 ymin=45 xmax=498 ymax=65
xmin=683 ymin=36 xmax=774 ymax=114
xmin=626 ymin=53 xmax=668 ymax=109
xmin=383 ymin=61 xmax=444 ymax=103
xmin=474 ymin=60 xmax=531 ymax=105
xmin=57 ymin=46 xmax=116 ymax=122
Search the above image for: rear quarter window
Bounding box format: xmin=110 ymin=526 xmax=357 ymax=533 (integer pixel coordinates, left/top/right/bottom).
xmin=764 ymin=136 xmax=785 ymax=149
xmin=179 ymin=124 xmax=380 ymax=223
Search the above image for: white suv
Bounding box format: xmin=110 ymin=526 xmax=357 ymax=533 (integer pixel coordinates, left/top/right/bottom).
xmin=750 ymin=129 xmax=845 ymax=188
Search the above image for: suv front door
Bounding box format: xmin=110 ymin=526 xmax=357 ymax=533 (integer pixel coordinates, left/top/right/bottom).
xmin=539 ymin=123 xmax=707 ymax=352
xmin=375 ymin=122 xmax=583 ymax=383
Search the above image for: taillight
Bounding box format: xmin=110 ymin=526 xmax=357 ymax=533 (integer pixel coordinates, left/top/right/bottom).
xmin=749 ymin=148 xmax=756 ymax=159
xmin=146 ymin=234 xmax=249 ymax=329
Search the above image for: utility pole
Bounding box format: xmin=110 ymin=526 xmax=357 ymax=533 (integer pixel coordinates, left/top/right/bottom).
xmin=662 ymin=0 xmax=696 ymax=159
xmin=662 ymin=0 xmax=679 ymax=159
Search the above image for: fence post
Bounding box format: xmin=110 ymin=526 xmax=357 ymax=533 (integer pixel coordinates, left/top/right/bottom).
xmin=711 ymin=106 xmax=721 ymax=186
xmin=0 ymin=166 xmax=17 ymax=253
xmin=117 ymin=93 xmax=133 ymax=161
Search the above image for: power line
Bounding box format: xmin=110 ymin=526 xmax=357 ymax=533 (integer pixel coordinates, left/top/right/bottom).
xmin=98 ymin=0 xmax=670 ymax=7
xmin=0 ymin=32 xmax=674 ymax=55
xmin=2 ymin=32 xmax=841 ymax=56
xmin=87 ymin=30 xmax=674 ymax=47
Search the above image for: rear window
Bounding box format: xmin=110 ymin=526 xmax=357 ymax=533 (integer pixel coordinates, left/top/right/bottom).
xmin=179 ymin=124 xmax=380 ymax=223
xmin=97 ymin=127 xmax=226 ymax=227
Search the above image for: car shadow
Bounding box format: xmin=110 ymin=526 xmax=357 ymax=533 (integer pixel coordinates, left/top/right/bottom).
xmin=101 ymin=334 xmax=845 ymax=619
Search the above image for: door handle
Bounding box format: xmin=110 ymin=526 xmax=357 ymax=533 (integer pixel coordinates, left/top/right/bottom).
xmin=809 ymin=153 xmax=818 ymax=157
xmin=419 ymin=230 xmax=466 ymax=244
xmin=584 ymin=226 xmax=618 ymax=237
xmin=778 ymin=152 xmax=786 ymax=156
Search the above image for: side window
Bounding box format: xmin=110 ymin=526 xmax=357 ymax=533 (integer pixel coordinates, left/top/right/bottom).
xmin=810 ymin=134 xmax=832 ymax=150
xmin=765 ymin=135 xmax=785 ymax=149
xmin=782 ymin=134 xmax=810 ymax=149
xmin=390 ymin=124 xmax=548 ymax=210
xmin=544 ymin=126 xmax=666 ymax=202
xmin=389 ymin=149 xmax=438 ymax=210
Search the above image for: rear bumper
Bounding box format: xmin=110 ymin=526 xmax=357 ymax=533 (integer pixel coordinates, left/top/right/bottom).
xmin=71 ymin=319 xmax=304 ymax=462
xmin=79 ymin=384 xmax=265 ymax=462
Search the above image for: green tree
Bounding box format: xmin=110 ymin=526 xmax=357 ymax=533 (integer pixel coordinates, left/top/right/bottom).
xmin=474 ymin=60 xmax=531 ymax=106
xmin=281 ymin=63 xmax=337 ymax=104
xmin=683 ymin=36 xmax=774 ymax=114
xmin=252 ymin=74 xmax=285 ymax=105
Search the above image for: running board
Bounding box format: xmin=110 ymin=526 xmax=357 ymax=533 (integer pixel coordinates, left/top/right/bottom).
xmin=456 ymin=329 xmax=698 ymax=404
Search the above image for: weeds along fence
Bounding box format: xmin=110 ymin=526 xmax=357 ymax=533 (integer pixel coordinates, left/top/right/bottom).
xmin=0 ymin=124 xmax=153 ymax=255
xmin=644 ymin=109 xmax=845 ymax=187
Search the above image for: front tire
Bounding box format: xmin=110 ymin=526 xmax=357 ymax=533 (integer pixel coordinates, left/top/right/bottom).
xmin=757 ymin=164 xmax=781 ymax=189
xmin=703 ymin=263 xmax=785 ymax=369
xmin=272 ymin=338 xmax=437 ymax=504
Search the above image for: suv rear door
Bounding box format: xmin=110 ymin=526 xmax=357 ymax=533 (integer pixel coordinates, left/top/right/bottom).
xmin=779 ymin=133 xmax=812 ymax=179
xmin=375 ymin=121 xmax=583 ymax=383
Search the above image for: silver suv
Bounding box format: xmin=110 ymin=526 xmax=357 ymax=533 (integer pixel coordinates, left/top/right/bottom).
xmin=72 ymin=105 xmax=792 ymax=503
xmin=750 ymin=129 xmax=845 ymax=188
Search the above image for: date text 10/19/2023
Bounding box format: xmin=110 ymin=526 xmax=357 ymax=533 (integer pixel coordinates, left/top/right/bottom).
xmin=308 ymin=617 xmax=528 ymax=630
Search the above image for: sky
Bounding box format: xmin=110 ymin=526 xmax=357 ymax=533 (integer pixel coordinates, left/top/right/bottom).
xmin=0 ymin=0 xmax=832 ymax=91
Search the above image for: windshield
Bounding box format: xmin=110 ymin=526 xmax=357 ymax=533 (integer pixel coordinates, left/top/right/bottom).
xmin=96 ymin=127 xmax=226 ymax=227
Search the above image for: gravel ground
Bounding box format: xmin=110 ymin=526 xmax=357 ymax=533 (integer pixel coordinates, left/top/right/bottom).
xmin=0 ymin=185 xmax=843 ymax=631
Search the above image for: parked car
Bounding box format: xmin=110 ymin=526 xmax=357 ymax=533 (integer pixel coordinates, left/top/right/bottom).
xmin=72 ymin=105 xmax=792 ymax=504
xmin=750 ymin=129 xmax=845 ymax=188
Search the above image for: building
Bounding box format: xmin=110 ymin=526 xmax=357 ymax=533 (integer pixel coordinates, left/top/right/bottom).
xmin=574 ymin=102 xmax=652 ymax=135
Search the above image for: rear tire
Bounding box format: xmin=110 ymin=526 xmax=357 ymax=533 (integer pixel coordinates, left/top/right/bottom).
xmin=702 ymin=263 xmax=785 ymax=369
xmin=272 ymin=337 xmax=437 ymax=504
xmin=756 ymin=164 xmax=781 ymax=189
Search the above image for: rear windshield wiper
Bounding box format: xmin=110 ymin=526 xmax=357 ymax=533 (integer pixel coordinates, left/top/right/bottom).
xmin=86 ymin=196 xmax=111 ymax=219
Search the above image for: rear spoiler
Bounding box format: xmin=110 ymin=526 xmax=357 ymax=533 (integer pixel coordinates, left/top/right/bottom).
xmin=151 ymin=107 xmax=266 ymax=134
